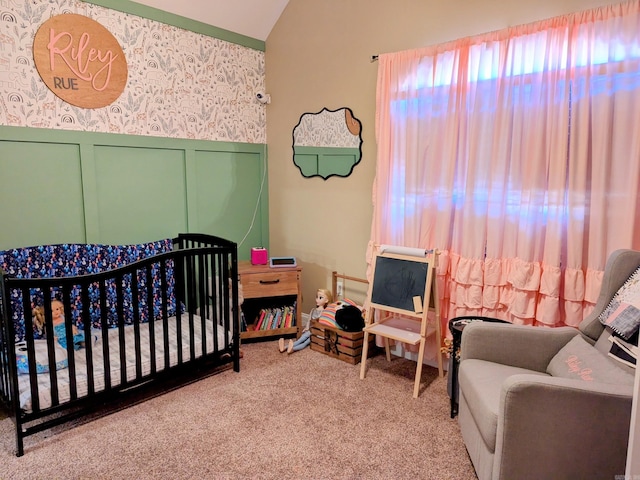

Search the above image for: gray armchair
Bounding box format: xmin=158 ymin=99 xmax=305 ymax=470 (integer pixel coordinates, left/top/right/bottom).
xmin=458 ymin=249 xmax=640 ymax=480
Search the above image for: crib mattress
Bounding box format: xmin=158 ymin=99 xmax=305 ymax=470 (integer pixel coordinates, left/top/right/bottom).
xmin=18 ymin=314 xmax=230 ymax=412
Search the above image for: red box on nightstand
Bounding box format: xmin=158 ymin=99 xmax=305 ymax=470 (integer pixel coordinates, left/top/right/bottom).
xmin=251 ymin=247 xmax=268 ymax=265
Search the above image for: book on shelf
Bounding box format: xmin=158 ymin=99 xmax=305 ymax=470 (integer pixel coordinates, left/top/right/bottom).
xmin=265 ymin=309 xmax=275 ymax=330
xmin=250 ymin=303 xmax=297 ymax=331
xmin=284 ymin=307 xmax=293 ymax=328
xmin=272 ymin=309 xmax=282 ymax=329
xmin=289 ymin=302 xmax=296 ymax=327
xmin=260 ymin=309 xmax=272 ymax=330
xmin=255 ymin=309 xmax=266 ymax=330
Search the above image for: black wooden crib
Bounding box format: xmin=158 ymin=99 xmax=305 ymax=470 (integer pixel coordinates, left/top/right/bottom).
xmin=0 ymin=233 xmax=240 ymax=456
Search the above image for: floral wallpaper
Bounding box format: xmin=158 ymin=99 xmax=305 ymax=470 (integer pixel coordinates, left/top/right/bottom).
xmin=0 ymin=0 xmax=266 ymax=143
xmin=293 ymin=108 xmax=361 ymax=148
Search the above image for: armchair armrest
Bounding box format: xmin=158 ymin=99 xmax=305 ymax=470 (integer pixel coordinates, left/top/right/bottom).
xmin=495 ymin=374 xmax=633 ymax=480
xmin=460 ymin=322 xmax=580 ymax=372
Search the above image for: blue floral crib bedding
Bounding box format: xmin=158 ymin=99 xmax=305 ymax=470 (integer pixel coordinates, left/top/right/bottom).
xmin=0 ymin=239 xmax=178 ymax=341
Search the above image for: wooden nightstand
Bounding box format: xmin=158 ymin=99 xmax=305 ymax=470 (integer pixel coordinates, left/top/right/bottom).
xmin=238 ymin=261 xmax=302 ymax=340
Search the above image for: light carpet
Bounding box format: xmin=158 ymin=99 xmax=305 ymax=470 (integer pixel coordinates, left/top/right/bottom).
xmin=0 ymin=341 xmax=477 ymax=479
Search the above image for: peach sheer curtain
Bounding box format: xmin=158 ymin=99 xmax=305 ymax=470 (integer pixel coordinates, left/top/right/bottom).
xmin=369 ymin=0 xmax=640 ymax=328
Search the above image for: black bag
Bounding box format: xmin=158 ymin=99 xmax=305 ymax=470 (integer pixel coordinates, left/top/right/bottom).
xmin=335 ymin=305 xmax=364 ymax=332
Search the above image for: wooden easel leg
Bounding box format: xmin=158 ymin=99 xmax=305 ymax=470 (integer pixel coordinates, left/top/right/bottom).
xmin=360 ymin=330 xmax=370 ymax=379
xmin=384 ymin=337 xmax=391 ymax=362
xmin=413 ymin=338 xmax=426 ymax=398
xmin=435 ymin=311 xmax=444 ymax=378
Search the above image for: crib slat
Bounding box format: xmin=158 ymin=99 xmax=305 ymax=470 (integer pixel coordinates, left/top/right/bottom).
xmin=187 ymin=254 xmax=197 ymax=361
xmin=131 ymin=270 xmax=142 ymax=380
xmin=222 ymin=254 xmax=232 ymax=348
xmin=175 ymin=258 xmax=186 ymax=365
xmin=146 ymin=266 xmax=156 ymax=375
xmin=160 ymin=261 xmax=171 ymax=369
xmin=199 ymin=252 xmax=208 ymax=356
xmin=99 ymin=278 xmax=111 ymax=390
xmin=230 ymin=252 xmax=240 ymax=372
xmin=116 ymin=272 xmax=127 ymax=386
xmin=80 ymin=282 xmax=95 ymax=396
xmin=61 ymin=285 xmax=78 ymax=402
xmin=215 ymin=254 xmax=224 ymax=351
xmin=21 ymin=287 xmax=41 ymax=413
xmin=42 ymin=292 xmax=61 ymax=408
xmin=0 ymin=276 xmax=11 ymax=402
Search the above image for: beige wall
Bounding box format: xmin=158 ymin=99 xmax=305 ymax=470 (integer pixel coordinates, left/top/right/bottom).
xmin=265 ymin=0 xmax=620 ymax=313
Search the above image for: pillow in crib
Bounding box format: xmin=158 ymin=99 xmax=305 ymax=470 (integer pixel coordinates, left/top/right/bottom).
xmin=15 ymin=340 xmax=68 ymax=375
xmin=317 ymin=299 xmax=361 ymax=330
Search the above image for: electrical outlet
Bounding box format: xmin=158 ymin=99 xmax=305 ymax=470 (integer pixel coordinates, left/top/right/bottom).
xmin=336 ymin=280 xmax=343 ymax=297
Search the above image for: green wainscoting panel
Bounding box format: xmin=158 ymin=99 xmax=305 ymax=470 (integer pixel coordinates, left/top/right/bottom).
xmin=194 ymin=150 xmax=265 ymax=259
xmin=0 ymin=126 xmax=268 ymax=258
xmin=0 ymin=141 xmax=86 ymax=248
xmin=93 ymin=146 xmax=188 ymax=245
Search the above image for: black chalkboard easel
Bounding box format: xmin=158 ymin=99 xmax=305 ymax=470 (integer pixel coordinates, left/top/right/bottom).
xmin=369 ymin=252 xmax=436 ymax=317
xmin=360 ymin=248 xmax=443 ymax=397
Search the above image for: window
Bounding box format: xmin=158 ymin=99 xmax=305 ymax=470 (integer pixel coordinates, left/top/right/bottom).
xmin=372 ymin=1 xmax=640 ymax=326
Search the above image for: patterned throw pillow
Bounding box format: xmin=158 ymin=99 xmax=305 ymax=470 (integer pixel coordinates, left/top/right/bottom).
xmin=599 ymin=266 xmax=640 ymax=340
xmin=317 ymin=298 xmax=361 ymax=330
xmin=546 ymin=335 xmax=634 ymax=385
xmin=601 ymin=303 xmax=640 ymax=340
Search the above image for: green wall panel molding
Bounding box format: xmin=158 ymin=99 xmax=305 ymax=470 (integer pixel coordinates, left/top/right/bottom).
xmin=79 ymin=143 xmax=101 ymax=241
xmin=194 ymin=150 xmax=266 ymax=258
xmin=0 ymin=126 xmax=268 ymax=258
xmin=0 ymin=142 xmax=86 ymax=248
xmin=93 ymin=145 xmax=188 ymax=244
xmin=84 ymin=0 xmax=265 ymax=51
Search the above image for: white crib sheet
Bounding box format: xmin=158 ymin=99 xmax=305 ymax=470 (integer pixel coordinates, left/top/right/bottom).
xmin=18 ymin=314 xmax=231 ymax=412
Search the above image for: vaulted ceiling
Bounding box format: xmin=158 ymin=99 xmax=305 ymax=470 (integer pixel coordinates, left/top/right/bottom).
xmin=133 ymin=0 xmax=290 ymax=41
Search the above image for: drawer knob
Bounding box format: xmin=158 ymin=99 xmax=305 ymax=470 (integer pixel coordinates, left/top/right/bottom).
xmin=259 ymin=279 xmax=280 ymax=285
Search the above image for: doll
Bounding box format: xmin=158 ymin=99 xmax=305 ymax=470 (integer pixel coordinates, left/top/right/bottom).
xmin=32 ymin=305 xmax=46 ymax=336
xmin=278 ymin=288 xmax=332 ymax=354
xmin=50 ymin=299 xmax=86 ymax=350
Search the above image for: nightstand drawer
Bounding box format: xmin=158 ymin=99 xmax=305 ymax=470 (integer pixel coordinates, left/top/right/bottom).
xmin=241 ymin=270 xmax=299 ymax=298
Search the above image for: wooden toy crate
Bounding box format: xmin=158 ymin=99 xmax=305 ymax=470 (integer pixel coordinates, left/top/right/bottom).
xmin=310 ymin=319 xmax=374 ymax=365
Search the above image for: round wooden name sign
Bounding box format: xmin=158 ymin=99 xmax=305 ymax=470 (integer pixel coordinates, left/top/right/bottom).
xmin=33 ymin=14 xmax=128 ymax=109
